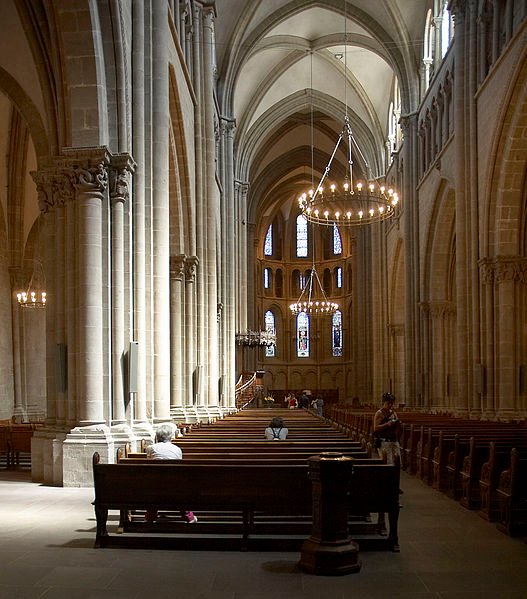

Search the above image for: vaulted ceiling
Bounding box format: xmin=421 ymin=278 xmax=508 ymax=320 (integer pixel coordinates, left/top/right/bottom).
xmin=215 ymin=0 xmax=429 ymax=224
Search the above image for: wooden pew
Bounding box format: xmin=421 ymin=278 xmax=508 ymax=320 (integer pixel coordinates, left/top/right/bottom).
xmin=495 ymin=449 xmax=527 ymax=537
xmin=92 ymin=452 xmax=400 ymax=550
xmin=478 ymin=441 xmax=515 ymax=522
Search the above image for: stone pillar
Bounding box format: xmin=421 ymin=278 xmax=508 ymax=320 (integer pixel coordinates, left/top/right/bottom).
xmin=185 ymin=256 xmax=199 ymax=418
xmin=152 ymin=0 xmax=171 ymax=423
xmin=61 ymin=148 xmax=114 ymax=487
xmin=400 ymin=113 xmax=420 ymax=408
xmin=109 ymin=155 xmax=135 ymax=427
xmin=451 ymin=0 xmax=471 ymax=415
xmin=299 ymin=453 xmax=360 ymax=575
xmin=202 ymin=6 xmax=220 ymax=415
xmin=67 ymin=150 xmax=110 ymax=425
xmin=132 ymin=0 xmax=148 ymax=426
xmin=170 ymin=254 xmax=186 ymax=418
xmin=222 ymin=119 xmax=237 ymax=412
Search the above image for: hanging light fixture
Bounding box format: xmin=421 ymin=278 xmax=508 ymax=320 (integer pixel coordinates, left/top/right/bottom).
xmin=289 ymin=264 xmax=339 ymax=315
xmin=235 ymin=330 xmax=276 ymax=347
xmin=290 ymin=51 xmax=339 ymax=317
xmin=298 ymin=5 xmax=401 ymax=228
xmin=16 ymin=260 xmax=46 ymax=308
xmin=17 ymin=289 xmax=47 ymax=308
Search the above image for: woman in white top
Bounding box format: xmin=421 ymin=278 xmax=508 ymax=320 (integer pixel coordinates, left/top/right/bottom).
xmin=265 ymin=416 xmax=288 ymax=440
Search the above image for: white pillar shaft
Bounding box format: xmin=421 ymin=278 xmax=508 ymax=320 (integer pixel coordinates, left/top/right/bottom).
xmin=77 ymin=192 xmax=104 ymax=424
xmin=152 ymin=0 xmax=171 ymax=421
xmin=132 ymin=0 xmax=147 ymax=423
xmin=111 ymin=198 xmax=126 ymax=423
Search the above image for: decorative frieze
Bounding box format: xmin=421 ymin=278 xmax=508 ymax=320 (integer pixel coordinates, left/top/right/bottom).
xmin=479 ymin=256 xmax=527 ymax=285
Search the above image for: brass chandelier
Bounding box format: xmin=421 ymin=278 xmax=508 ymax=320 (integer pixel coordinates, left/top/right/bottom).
xmin=298 ymin=0 xmax=401 ymax=228
xmin=289 ymin=264 xmax=339 ymax=315
xmin=298 ymin=115 xmax=400 ymax=227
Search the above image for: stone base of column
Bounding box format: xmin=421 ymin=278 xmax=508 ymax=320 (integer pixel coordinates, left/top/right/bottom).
xmin=62 ymin=424 xmax=114 ymax=487
xmin=299 ymin=537 xmax=361 ymax=576
xmin=170 ymin=406 xmax=188 ymax=422
xmin=195 ymin=405 xmax=217 ymax=423
xmin=181 ymin=406 xmax=200 ymax=423
xmin=204 ymin=404 xmax=223 ymax=421
xmin=111 ymin=423 xmax=139 ymax=457
xmin=131 ymin=421 xmax=154 ymax=451
xmin=31 ymin=428 xmax=68 ymax=486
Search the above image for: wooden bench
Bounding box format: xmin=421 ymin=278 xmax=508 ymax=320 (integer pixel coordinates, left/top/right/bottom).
xmin=495 ymin=449 xmax=527 ymax=536
xmin=93 ymin=452 xmax=400 ymax=551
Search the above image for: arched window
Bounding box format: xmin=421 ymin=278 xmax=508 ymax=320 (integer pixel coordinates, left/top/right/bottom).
xmin=297 ymin=312 xmax=309 ymax=357
xmin=264 ymin=224 xmax=273 ymax=256
xmin=441 ymin=1 xmax=453 ymax=58
xmin=296 ymin=214 xmax=308 ymax=258
xmin=332 ymin=310 xmax=343 ymax=357
xmin=388 ymin=80 xmax=401 ymax=158
xmin=336 ymin=266 xmax=342 ymax=289
xmin=264 ymin=310 xmax=276 ymax=358
xmin=333 ymin=223 xmax=342 ymax=255
xmin=263 ymin=267 xmax=270 ymax=289
xmin=423 ymin=9 xmax=434 ymax=90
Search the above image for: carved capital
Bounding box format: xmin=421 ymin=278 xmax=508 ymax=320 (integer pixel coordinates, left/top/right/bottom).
xmin=185 ymin=255 xmax=199 ymax=283
xmin=61 ymin=147 xmax=112 ymax=198
xmin=170 ymin=254 xmax=186 ymax=281
xmin=109 ymin=154 xmax=136 ymax=205
xmin=479 ymin=256 xmax=527 ymax=285
xmin=388 ymin=323 xmax=405 ymax=337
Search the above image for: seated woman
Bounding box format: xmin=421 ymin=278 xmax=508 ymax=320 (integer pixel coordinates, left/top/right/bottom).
xmin=145 ymin=423 xmax=197 ymax=523
xmin=265 ymin=416 xmax=288 ymax=440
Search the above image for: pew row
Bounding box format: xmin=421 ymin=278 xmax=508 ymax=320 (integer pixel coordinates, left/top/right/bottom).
xmin=92 ymin=452 xmax=400 ymax=551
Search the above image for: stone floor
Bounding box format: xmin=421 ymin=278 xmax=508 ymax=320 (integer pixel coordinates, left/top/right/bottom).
xmin=1 ymin=467 xmax=526 ymax=599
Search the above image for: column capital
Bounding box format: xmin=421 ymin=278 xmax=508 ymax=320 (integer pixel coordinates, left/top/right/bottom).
xmin=109 ymin=153 xmax=136 ymax=205
xmin=185 ymin=255 xmax=199 ymax=283
xmin=479 ymin=256 xmax=527 ymax=284
xmin=170 ymin=254 xmax=186 ymax=281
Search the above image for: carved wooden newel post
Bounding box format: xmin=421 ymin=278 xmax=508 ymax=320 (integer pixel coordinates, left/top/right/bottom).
xmin=299 ymin=453 xmax=361 ymax=575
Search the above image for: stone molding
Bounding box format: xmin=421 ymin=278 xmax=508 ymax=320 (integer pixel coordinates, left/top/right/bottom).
xmin=479 ymin=256 xmax=527 ymax=284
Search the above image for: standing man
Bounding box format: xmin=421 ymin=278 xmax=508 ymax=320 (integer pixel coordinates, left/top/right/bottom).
xmin=372 ymin=392 xmax=403 ymax=538
xmin=373 ymin=392 xmax=401 ymax=464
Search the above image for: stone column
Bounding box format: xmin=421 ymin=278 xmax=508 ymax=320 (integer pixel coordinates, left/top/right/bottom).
xmin=152 ymin=0 xmax=171 ymax=423
xmin=400 ymin=113 xmax=420 ymax=409
xmin=223 ymin=119 xmax=237 ymax=411
xmin=185 ymin=256 xmax=199 ymax=418
xmin=170 ymin=254 xmax=186 ymax=419
xmin=109 ymin=154 xmax=135 ymax=431
xmin=451 ymin=0 xmax=471 ymax=415
xmin=65 ymin=150 xmax=110 ymax=425
xmin=202 ymin=6 xmax=219 ymax=415
xmin=132 ymin=0 xmax=148 ymax=426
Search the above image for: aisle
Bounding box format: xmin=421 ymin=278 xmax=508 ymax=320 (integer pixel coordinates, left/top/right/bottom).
xmin=0 ymin=468 xmax=526 ymax=598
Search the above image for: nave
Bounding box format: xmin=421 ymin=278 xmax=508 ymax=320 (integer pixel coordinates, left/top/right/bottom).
xmin=1 ymin=465 xmax=527 ymax=598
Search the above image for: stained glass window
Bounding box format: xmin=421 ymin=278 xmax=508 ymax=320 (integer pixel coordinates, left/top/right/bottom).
xmin=333 ymin=223 xmax=342 ymax=255
xmin=332 ymin=310 xmax=342 ymax=357
xmin=336 ymin=267 xmax=342 ymax=288
xmin=297 ymin=312 xmax=309 ymax=357
xmin=263 ymin=268 xmax=270 ymax=289
xmin=264 ymin=224 xmax=272 ymax=256
xmin=265 ymin=310 xmax=275 ymax=358
xmin=296 ymin=214 xmax=308 ymax=257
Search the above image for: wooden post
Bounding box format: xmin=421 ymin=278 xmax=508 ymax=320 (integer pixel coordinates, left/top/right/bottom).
xmin=299 ymin=452 xmax=361 ymax=575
